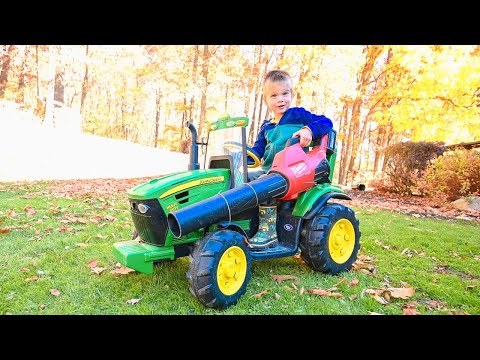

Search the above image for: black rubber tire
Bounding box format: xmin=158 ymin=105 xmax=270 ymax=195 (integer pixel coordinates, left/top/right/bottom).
xmin=187 ymin=229 xmax=252 ymax=310
xmin=300 ymin=203 xmax=361 ymax=274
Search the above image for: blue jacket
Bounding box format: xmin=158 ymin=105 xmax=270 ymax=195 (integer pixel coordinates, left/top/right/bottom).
xmin=249 ymin=107 xmax=333 ymax=173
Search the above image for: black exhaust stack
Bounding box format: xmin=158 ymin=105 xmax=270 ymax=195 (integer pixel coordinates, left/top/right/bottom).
xmin=187 ymin=121 xmax=200 ymax=171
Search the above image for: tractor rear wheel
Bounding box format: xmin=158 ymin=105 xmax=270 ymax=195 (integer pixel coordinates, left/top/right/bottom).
xmin=300 ymin=203 xmax=361 ymax=274
xmin=187 ymin=229 xmax=252 ymax=310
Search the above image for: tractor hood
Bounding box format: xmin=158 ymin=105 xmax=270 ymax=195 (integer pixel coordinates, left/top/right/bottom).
xmin=127 ymin=169 xmax=230 ymax=201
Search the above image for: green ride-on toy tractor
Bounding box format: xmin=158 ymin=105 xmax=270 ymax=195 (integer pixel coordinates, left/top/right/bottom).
xmin=113 ymin=114 xmax=361 ymax=310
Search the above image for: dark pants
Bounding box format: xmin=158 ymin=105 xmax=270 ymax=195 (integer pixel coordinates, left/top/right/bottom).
xmin=247 ymin=169 xmax=278 ymax=205
xmin=247 ymin=169 xmax=265 ymax=182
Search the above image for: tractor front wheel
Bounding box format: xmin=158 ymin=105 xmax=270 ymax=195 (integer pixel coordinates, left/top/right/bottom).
xmin=300 ymin=203 xmax=361 ymax=274
xmin=187 ymin=229 xmax=252 ymax=310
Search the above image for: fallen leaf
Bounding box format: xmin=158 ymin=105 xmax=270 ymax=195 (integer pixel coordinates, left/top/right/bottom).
xmin=349 ymin=278 xmax=359 ymax=287
xmin=360 ymin=268 xmax=375 ymax=275
xmin=307 ymin=288 xmax=344 ymax=298
xmin=357 ymin=254 xmax=375 ymax=262
xmin=403 ymin=307 xmax=418 ymax=315
xmin=86 ymin=260 xmax=98 ymax=268
xmin=450 ymin=310 xmax=469 ymax=315
xmin=19 ymin=268 xmax=30 ymax=272
xmin=7 ymin=209 xmax=17 ymax=217
xmin=271 ymin=274 xmax=300 ymax=284
xmin=24 ymin=206 xmax=36 ymax=217
xmin=254 ymin=289 xmax=269 ymax=298
xmin=90 ymin=266 xmax=106 ymax=275
xmin=425 ymin=300 xmax=446 ymax=311
xmin=333 ymin=277 xmax=347 ymax=287
xmin=75 ymin=242 xmax=87 ymax=248
xmin=274 ymin=293 xmax=280 ymax=300
xmin=25 ymin=276 xmax=40 ymax=282
xmin=50 ymin=289 xmax=60 ymax=296
xmin=110 ymin=266 xmax=136 ymax=275
xmin=64 ymin=215 xmax=88 ymax=224
xmin=299 ymin=286 xmax=305 ymax=296
xmin=0 ymin=228 xmax=11 ymax=234
xmin=126 ymin=298 xmax=141 ymax=305
xmin=368 ymin=312 xmax=383 ymax=315
xmin=387 ymin=287 xmax=415 ymax=299
xmin=352 ymin=261 xmax=370 ymax=270
xmin=372 ymin=294 xmax=389 ymax=305
xmin=364 ymin=289 xmax=378 ymax=295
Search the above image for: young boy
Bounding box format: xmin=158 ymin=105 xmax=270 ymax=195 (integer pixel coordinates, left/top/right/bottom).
xmin=247 ymin=69 xmax=333 ymax=179
xmin=246 ymin=69 xmax=333 ymax=250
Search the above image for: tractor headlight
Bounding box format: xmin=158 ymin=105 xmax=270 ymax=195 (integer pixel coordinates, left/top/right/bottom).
xmin=138 ymin=203 xmax=150 ymax=214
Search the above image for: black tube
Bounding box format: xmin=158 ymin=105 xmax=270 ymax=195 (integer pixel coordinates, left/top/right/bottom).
xmin=314 ymin=158 xmax=330 ymax=184
xmin=187 ymin=121 xmax=199 ymax=170
xmin=167 ymin=173 xmax=288 ymax=237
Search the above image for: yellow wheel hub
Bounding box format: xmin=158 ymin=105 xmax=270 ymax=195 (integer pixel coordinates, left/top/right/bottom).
xmin=328 ymin=219 xmax=355 ymax=264
xmin=217 ymin=246 xmax=247 ymax=296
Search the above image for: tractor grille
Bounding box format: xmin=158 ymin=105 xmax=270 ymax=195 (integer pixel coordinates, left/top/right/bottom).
xmin=129 ymin=198 xmax=168 ymax=246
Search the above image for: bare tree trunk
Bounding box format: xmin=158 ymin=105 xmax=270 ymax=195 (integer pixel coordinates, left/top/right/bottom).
xmin=198 ymin=45 xmax=209 ymax=138
xmin=80 ymin=45 xmax=89 ymax=116
xmin=345 ymin=45 xmax=384 ymax=185
xmin=381 ymin=121 xmax=395 ymax=172
xmin=154 ymin=89 xmax=162 ymax=148
xmin=189 ymin=45 xmax=199 ymax=124
xmin=44 ymin=46 xmax=57 ymax=126
xmin=247 ymin=45 xmax=261 ymax=144
xmin=0 ymin=45 xmax=14 ymax=98
xmin=365 ymin=122 xmax=372 ymax=171
xmin=295 ymin=47 xmax=319 ymax=107
xmin=17 ymin=45 xmax=31 ymax=104
xmin=224 ymin=83 xmax=228 ymax=113
xmin=338 ymin=101 xmax=351 ymax=185
xmin=373 ymin=125 xmax=385 ymax=173
xmin=54 ymin=70 xmax=65 ymax=106
xmin=35 ymin=45 xmax=40 ymax=98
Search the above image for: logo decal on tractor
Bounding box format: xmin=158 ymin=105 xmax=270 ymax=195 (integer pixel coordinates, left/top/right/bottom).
xmin=284 ymin=224 xmax=293 ymax=231
xmin=160 ymin=176 xmax=224 ymax=199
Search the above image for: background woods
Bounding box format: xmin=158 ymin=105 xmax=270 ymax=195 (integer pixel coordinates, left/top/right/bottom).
xmin=1 ymin=45 xmax=479 ymax=187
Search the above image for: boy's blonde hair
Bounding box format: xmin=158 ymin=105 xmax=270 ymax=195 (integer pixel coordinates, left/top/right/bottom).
xmin=263 ymin=70 xmax=293 ymax=97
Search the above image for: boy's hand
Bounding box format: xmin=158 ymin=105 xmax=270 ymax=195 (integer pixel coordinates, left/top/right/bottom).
xmin=292 ymin=127 xmax=313 ymax=147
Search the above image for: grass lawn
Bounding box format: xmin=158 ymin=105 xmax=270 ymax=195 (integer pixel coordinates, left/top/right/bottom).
xmin=1 ymin=181 xmax=479 ymax=315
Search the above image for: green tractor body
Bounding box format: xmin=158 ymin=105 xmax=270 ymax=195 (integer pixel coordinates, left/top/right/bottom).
xmin=113 ymin=114 xmax=361 ymax=309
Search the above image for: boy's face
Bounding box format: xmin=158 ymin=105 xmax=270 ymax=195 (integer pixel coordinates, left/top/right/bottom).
xmin=263 ymin=80 xmax=292 ymax=121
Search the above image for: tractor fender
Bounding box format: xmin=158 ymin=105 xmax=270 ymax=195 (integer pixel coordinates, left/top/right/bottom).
xmin=302 ymin=192 xmax=352 ymax=220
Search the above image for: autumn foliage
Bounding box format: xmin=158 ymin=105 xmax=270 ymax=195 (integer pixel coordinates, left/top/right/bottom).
xmin=421 ymin=149 xmax=480 ymax=202
xmin=383 ymin=141 xmax=445 ymax=195
xmin=1 ymin=45 xmax=480 ymax=189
